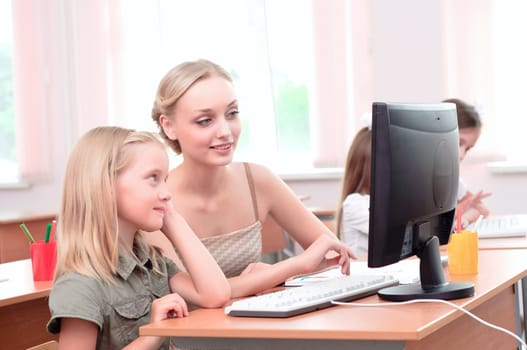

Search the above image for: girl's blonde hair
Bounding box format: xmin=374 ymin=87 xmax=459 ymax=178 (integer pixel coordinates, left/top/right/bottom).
xmin=335 ymin=127 xmax=372 ymax=238
xmin=55 ymin=126 xmax=166 ymax=283
xmin=151 ymin=59 xmax=233 ymax=154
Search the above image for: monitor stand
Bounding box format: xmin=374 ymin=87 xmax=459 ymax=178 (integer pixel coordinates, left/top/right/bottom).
xmin=377 ymin=236 xmax=475 ymax=302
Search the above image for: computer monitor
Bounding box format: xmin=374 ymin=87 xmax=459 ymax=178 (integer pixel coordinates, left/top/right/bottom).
xmin=368 ymin=102 xmax=474 ymax=301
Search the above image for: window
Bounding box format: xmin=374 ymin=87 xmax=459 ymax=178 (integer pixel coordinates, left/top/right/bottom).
xmin=2 ymin=0 xmax=353 ymax=188
xmin=266 ymin=0 xmax=315 ymax=168
xmin=491 ymin=1 xmax=527 ymax=163
xmin=0 ymin=0 xmax=16 ymax=183
xmin=440 ymin=0 xmax=527 ymax=166
xmin=117 ymin=0 xmax=321 ymax=171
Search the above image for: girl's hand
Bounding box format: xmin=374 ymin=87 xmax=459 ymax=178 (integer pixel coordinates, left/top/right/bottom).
xmin=460 ymin=190 xmax=491 ymax=227
xmin=470 ymin=190 xmax=491 ymax=216
xmin=150 ymin=293 xmax=189 ymax=323
xmin=160 ymin=200 xmax=179 ymax=237
xmin=160 ymin=199 xmax=192 ymax=244
xmin=121 ymin=294 xmax=188 ymax=349
xmin=299 ymin=235 xmax=355 ymax=276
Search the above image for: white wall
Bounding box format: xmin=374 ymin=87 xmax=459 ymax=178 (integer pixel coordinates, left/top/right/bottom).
xmin=459 ymin=161 xmax=527 ymax=216
xmin=284 ymin=0 xmax=527 ymax=216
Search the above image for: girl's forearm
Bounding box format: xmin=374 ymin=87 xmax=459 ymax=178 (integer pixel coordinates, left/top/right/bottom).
xmin=181 ymin=241 xmax=230 ymax=302
xmin=166 ymin=216 xmax=230 ymax=305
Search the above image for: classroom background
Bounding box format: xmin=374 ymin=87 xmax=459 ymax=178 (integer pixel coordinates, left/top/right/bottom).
xmin=1 ymin=0 xmax=526 ymax=217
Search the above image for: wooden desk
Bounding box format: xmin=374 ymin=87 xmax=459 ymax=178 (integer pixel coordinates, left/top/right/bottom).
xmin=140 ymin=249 xmax=527 ymax=350
xmin=0 ymin=211 xmax=56 ymax=262
xmin=0 ymin=259 xmax=57 ymax=349
xmin=477 ymin=234 xmax=527 ymax=343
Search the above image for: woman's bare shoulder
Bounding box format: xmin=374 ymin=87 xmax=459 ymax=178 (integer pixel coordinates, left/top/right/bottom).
xmin=242 ymin=162 xmax=292 ymax=203
xmin=241 ymin=161 xmax=277 ymax=181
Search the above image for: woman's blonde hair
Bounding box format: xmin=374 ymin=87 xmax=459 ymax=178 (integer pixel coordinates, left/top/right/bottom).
xmin=151 ymin=59 xmax=233 ymax=154
xmin=55 ymin=126 xmax=166 ymax=283
xmin=335 ymin=127 xmax=372 ymax=238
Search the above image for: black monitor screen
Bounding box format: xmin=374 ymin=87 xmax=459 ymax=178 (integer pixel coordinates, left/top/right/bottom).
xmin=368 ymin=102 xmax=474 ymax=301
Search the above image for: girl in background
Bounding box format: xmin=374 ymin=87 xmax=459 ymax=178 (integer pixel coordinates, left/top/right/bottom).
xmin=336 ymin=99 xmax=488 ymax=257
xmin=47 ymin=126 xmax=229 ymax=350
xmin=443 ymin=98 xmax=491 ymax=227
xmin=151 ymin=59 xmax=355 ymax=299
xmin=335 ymin=126 xmax=372 ymax=258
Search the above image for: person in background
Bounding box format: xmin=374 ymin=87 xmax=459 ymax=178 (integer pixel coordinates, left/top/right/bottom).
xmin=335 ymin=124 xmax=372 ymax=259
xmin=151 ymin=59 xmax=355 ymax=299
xmin=443 ymin=98 xmax=491 ymax=228
xmin=335 ymin=99 xmax=488 ymax=257
xmin=47 ymin=126 xmax=230 ymax=350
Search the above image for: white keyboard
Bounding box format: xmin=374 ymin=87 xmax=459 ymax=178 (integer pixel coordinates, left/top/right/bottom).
xmin=467 ymin=214 xmax=527 ymax=239
xmin=225 ymin=274 xmax=399 ymax=318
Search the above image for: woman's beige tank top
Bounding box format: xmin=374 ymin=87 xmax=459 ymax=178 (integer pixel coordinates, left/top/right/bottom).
xmin=199 ymin=163 xmax=262 ymax=278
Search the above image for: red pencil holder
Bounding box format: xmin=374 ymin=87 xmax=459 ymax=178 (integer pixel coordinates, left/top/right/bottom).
xmin=30 ymin=240 xmax=57 ymax=281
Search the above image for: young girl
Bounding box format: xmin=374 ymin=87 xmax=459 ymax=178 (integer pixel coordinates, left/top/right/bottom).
xmin=47 ymin=126 xmax=230 ymax=350
xmin=151 ymin=59 xmax=355 ymax=299
xmin=335 ymin=126 xmax=371 ymax=258
xmin=443 ymin=98 xmax=491 ymax=227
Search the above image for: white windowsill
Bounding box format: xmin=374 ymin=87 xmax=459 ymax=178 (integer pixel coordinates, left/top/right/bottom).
xmin=0 ymin=180 xmax=31 ymax=190
xmin=278 ymin=167 xmax=344 ymax=181
xmin=487 ymin=161 xmax=527 ymax=174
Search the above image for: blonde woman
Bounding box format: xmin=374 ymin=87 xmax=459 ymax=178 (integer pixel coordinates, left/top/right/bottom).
xmin=151 ymin=59 xmax=355 ymax=299
xmin=47 ymin=127 xmax=229 ymax=350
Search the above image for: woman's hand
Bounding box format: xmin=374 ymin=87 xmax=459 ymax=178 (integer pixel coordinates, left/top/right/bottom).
xmin=298 ymin=234 xmax=356 ymax=276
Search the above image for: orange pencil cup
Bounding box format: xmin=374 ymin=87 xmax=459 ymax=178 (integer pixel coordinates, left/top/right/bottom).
xmin=447 ymin=230 xmax=478 ymax=275
xmin=30 ymin=240 xmax=57 ymax=281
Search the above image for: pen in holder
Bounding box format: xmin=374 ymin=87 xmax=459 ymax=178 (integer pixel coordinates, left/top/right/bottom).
xmin=30 ymin=240 xmax=57 ymax=281
xmin=447 ymin=230 xmax=479 ymax=275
